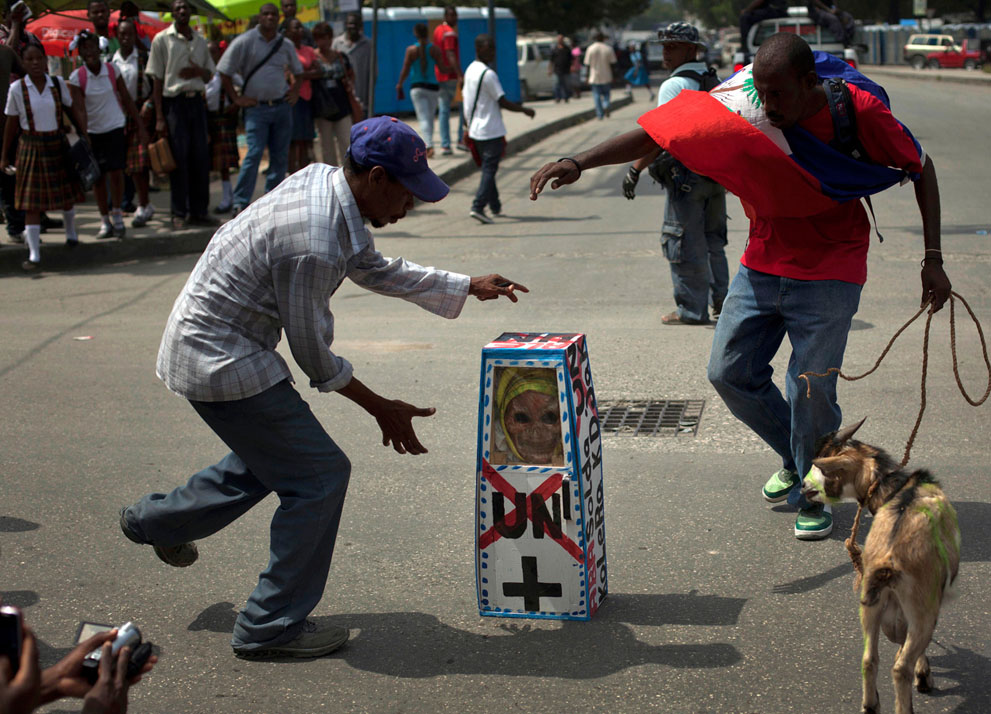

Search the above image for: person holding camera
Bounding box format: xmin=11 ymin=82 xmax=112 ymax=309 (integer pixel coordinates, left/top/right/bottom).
xmin=1 ymin=609 xmax=157 ymax=714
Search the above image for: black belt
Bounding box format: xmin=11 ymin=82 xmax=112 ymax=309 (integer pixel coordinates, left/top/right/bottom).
xmin=167 ymin=91 xmax=203 ymax=99
xmin=254 ymin=98 xmax=286 ymax=106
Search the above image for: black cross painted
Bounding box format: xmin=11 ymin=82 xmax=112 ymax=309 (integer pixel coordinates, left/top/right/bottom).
xmin=502 ymin=556 xmax=562 ymax=612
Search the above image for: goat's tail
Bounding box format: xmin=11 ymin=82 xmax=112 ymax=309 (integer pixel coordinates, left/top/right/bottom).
xmin=860 ymin=561 xmax=900 ymax=606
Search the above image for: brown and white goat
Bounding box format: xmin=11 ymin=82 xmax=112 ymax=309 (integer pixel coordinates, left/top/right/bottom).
xmin=801 ymin=419 xmax=960 ymax=714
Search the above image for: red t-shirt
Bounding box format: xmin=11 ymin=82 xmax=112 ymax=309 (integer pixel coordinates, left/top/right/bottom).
xmin=433 ymin=22 xmax=459 ymax=82
xmin=742 ymin=84 xmax=924 ymax=285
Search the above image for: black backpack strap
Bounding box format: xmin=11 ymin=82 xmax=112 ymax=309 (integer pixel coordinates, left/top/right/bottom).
xmin=824 ymin=77 xmax=884 ymax=241
xmin=467 ymin=67 xmax=488 ymax=127
xmin=672 ymin=69 xmax=702 ymax=84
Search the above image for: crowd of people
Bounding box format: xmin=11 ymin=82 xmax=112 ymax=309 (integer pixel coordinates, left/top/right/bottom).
xmin=0 ymin=0 xmax=376 ymax=272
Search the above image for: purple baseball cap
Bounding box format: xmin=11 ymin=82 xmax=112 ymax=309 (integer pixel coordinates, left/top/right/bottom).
xmin=348 ymin=117 xmax=449 ymax=202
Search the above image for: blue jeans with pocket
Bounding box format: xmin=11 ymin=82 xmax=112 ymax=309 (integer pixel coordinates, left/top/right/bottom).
xmin=471 ymin=137 xmax=504 ymax=214
xmin=437 ymin=79 xmax=464 ymax=150
xmin=707 ymin=265 xmax=862 ymax=508
xmin=661 ymin=177 xmax=728 ymax=323
xmin=591 ymin=83 xmax=611 ymax=119
xmin=233 ymin=102 xmax=293 ymax=209
xmin=410 ymin=86 xmax=439 ymax=149
xmin=123 ymin=380 xmax=351 ymax=650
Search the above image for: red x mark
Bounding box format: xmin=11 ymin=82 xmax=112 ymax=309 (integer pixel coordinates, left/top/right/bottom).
xmin=478 ymin=459 xmax=583 ymax=563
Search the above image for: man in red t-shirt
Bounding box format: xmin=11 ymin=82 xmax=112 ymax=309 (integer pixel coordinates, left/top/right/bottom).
xmin=433 ymin=5 xmax=464 ymax=154
xmin=527 ymin=33 xmax=951 ymax=542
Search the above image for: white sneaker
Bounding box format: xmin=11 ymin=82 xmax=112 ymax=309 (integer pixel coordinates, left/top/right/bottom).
xmin=470 ymin=209 xmax=493 ymax=225
xmin=132 ymin=205 xmax=155 ymax=228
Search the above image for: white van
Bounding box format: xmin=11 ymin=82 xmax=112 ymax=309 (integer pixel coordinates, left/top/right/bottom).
xmin=733 ymin=7 xmax=859 ymax=71
xmin=517 ymin=34 xmax=557 ymax=100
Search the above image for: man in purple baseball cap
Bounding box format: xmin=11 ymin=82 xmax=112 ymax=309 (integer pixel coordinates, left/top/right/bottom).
xmin=121 ymin=123 xmax=528 ymax=661
xmin=348 ymin=116 xmax=450 ymax=203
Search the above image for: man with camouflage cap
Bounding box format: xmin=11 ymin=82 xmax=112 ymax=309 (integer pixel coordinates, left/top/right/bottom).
xmin=621 ymin=22 xmax=728 ymax=326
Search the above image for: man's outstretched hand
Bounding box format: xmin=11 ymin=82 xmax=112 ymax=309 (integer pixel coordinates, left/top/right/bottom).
xmin=529 ymin=160 xmax=581 ymax=200
xmin=921 ymin=261 xmax=951 ymax=313
xmin=469 ymin=275 xmax=529 ymax=302
xmin=369 ymin=398 xmax=436 ymax=455
xmin=339 ymin=378 xmax=435 ymax=455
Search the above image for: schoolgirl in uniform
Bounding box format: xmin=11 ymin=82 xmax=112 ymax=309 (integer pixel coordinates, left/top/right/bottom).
xmin=69 ymin=29 xmax=146 ymax=239
xmin=112 ymin=18 xmax=154 ymax=227
xmin=1 ymin=39 xmax=85 ymax=272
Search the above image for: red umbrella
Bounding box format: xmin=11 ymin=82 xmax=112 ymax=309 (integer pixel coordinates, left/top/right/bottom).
xmin=26 ymin=10 xmax=169 ymax=57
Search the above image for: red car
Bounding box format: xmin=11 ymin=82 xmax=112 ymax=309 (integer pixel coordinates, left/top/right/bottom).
xmin=925 ymin=38 xmax=983 ymax=70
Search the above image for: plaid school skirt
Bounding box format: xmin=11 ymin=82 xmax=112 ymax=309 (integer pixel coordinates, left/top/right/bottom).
xmin=125 ymin=117 xmax=149 ymax=174
xmin=15 ymin=132 xmax=84 ymax=212
xmin=209 ymin=110 xmax=239 ymax=172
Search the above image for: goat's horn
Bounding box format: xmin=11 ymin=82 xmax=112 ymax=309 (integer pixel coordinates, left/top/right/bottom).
xmin=835 ymin=417 xmax=867 ymax=444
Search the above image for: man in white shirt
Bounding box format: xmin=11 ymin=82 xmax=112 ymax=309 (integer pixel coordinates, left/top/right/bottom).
xmin=119 ymin=118 xmax=528 ymax=660
xmin=583 ymin=33 xmax=617 ymax=120
xmin=462 ymin=34 xmax=534 ymax=224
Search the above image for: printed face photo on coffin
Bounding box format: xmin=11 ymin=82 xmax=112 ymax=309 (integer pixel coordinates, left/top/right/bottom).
xmin=491 ymin=367 xmax=565 ymax=466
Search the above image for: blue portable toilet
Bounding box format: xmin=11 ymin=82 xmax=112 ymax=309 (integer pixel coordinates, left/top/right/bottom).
xmin=362 ymin=6 xmax=519 ymax=117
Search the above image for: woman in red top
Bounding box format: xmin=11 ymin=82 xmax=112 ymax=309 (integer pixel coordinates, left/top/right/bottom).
xmin=287 ymin=18 xmax=319 ymax=173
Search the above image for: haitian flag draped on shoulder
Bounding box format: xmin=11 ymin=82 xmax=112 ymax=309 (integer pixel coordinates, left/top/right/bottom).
xmin=637 ymin=52 xmax=924 ymax=219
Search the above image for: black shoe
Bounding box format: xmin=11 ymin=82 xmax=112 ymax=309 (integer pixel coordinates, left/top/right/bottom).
xmin=189 ymin=215 xmax=219 ymax=227
xmin=40 ymin=214 xmax=63 ymax=231
xmin=65 ymin=239 xmax=79 ymax=248
xmin=121 ymin=202 xmax=138 ymax=214
xmin=213 ymin=203 xmax=232 ymax=215
xmin=119 ymin=507 xmax=198 ymax=567
xmin=21 ymin=259 xmax=40 ymax=272
xmin=233 ymin=621 xmax=349 ymax=660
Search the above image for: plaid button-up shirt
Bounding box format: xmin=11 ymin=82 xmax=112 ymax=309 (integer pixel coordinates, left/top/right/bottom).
xmin=157 ymin=164 xmax=470 ymax=402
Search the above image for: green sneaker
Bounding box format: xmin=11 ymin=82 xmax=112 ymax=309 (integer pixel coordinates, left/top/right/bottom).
xmin=762 ymin=468 xmax=799 ymax=503
xmin=794 ymin=503 xmax=833 ymax=540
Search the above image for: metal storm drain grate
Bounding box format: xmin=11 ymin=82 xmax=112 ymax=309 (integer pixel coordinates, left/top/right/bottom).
xmin=596 ymin=399 xmax=705 ymax=437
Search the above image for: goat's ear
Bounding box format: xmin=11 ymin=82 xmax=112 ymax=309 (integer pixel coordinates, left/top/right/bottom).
xmin=812 ymin=455 xmax=852 ymax=477
xmin=834 ymin=417 xmax=866 ymax=445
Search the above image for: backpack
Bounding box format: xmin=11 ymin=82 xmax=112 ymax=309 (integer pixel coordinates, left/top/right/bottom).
xmin=77 ymin=62 xmax=124 ymax=112
xmin=814 ymin=52 xmax=897 ymax=240
xmin=648 ymin=67 xmax=721 ymax=191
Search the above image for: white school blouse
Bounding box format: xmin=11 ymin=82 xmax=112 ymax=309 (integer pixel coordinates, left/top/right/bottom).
xmin=4 ymin=76 xmax=73 ymax=132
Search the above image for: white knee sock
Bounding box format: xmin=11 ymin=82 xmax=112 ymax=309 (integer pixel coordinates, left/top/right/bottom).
xmin=111 ymin=208 xmax=124 ymax=229
xmin=25 ymin=224 xmax=41 ymax=263
xmin=221 ymin=180 xmax=232 ymax=205
xmin=63 ymin=208 xmax=77 ymax=243
xmin=101 ymin=213 xmax=112 ymax=228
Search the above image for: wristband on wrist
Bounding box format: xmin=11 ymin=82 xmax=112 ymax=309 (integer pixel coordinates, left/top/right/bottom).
xmin=628 ymin=166 xmax=640 ymax=176
xmin=921 ymin=256 xmax=943 ymax=267
xmin=558 ymin=157 xmax=581 ymax=177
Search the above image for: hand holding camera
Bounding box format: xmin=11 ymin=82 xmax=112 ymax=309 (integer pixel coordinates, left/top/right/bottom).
xmin=0 ymin=607 xmax=157 ymax=714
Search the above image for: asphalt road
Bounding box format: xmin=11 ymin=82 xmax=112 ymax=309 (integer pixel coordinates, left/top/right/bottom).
xmin=2 ymin=75 xmax=990 ymax=713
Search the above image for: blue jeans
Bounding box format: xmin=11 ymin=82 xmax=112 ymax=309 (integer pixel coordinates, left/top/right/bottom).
xmin=233 ymin=102 xmax=293 ymax=209
xmin=124 ymin=380 xmax=351 ymax=649
xmin=591 ymin=83 xmax=611 ymax=119
xmin=707 ymin=266 xmax=862 ymax=508
xmin=437 ymin=79 xmax=464 ymax=150
xmin=553 ymin=73 xmax=571 ymax=101
xmin=471 ymin=137 xmax=504 ymax=214
xmin=410 ymin=86 xmax=439 ymax=149
xmin=661 ymin=177 xmax=729 ymax=323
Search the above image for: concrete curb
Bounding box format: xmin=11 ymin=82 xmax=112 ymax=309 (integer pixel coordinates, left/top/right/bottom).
xmin=0 ymin=96 xmax=633 ymax=277
xmin=864 ymin=66 xmax=991 ymax=87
